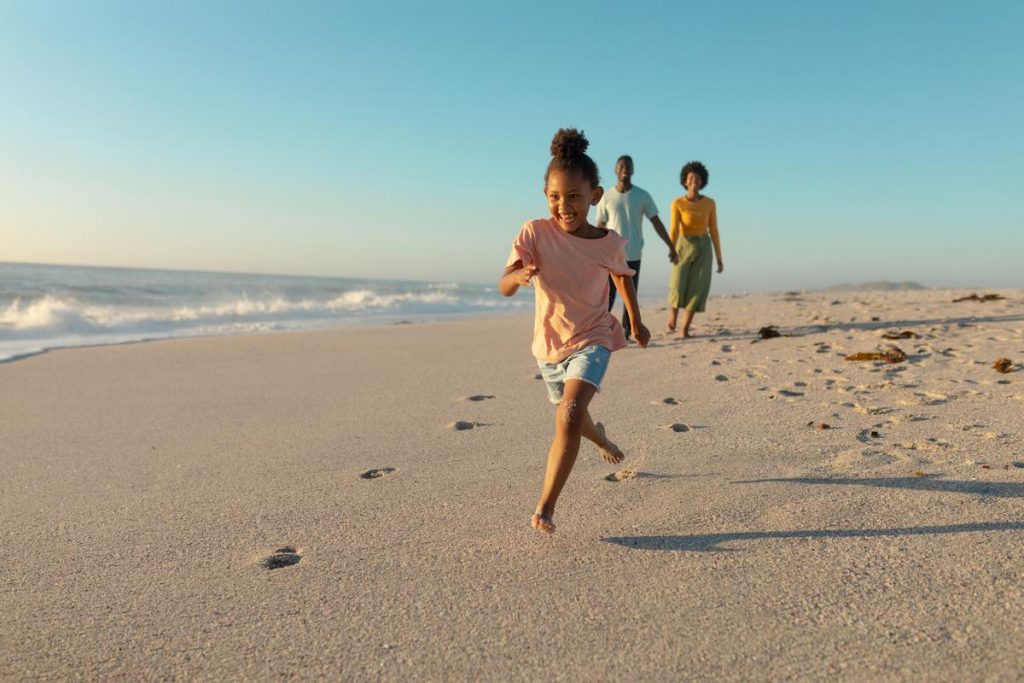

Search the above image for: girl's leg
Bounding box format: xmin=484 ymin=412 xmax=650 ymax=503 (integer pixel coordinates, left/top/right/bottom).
xmin=667 ymin=307 xmax=679 ymax=332
xmin=681 ymin=309 xmax=697 ymax=338
xmin=580 ymin=411 xmax=624 ymax=464
xmin=532 ymin=379 xmax=597 ymax=533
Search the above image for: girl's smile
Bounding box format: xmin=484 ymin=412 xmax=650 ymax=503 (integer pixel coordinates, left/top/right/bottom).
xmin=544 ymin=169 xmax=603 ymax=234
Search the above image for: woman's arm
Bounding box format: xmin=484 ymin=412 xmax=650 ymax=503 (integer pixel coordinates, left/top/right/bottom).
xmin=708 ymin=201 xmax=723 ymax=273
xmin=668 ymin=200 xmax=681 ymax=248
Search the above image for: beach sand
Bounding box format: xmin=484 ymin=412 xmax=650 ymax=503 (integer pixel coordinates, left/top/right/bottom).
xmin=2 ymin=289 xmax=1023 ymax=680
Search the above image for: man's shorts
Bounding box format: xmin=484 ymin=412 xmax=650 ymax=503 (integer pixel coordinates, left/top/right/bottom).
xmin=536 ymin=344 xmax=611 ymax=404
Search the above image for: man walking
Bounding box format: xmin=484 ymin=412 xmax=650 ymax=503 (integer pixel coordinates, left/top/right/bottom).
xmin=595 ymin=155 xmax=678 ymax=339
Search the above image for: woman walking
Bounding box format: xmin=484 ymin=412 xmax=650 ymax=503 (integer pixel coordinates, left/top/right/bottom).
xmin=667 ymin=161 xmax=723 ymax=338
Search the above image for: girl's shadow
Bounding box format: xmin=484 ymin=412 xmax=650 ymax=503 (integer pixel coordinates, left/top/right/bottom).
xmin=604 ymin=474 xmax=1024 ymax=552
xmin=604 ymin=520 xmax=1024 ymax=552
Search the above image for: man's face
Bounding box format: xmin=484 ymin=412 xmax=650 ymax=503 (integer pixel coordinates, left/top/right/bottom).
xmin=615 ymin=158 xmax=634 ymax=184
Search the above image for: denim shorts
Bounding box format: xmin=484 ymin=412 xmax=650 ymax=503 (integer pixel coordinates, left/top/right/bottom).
xmin=537 ymin=344 xmax=612 ymax=404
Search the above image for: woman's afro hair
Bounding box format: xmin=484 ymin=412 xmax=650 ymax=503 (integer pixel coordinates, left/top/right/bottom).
xmin=680 ymin=160 xmax=709 ymax=189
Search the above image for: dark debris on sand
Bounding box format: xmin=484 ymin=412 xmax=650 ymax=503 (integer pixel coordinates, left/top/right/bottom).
xmin=993 ymin=358 xmax=1014 ymax=374
xmin=952 ymin=293 xmax=1006 ymax=303
xmin=844 ymin=346 xmax=907 ymax=363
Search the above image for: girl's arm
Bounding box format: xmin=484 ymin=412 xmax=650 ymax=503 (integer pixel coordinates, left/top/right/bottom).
xmin=499 ymin=259 xmax=538 ymax=297
xmin=610 ymin=273 xmax=650 ymax=347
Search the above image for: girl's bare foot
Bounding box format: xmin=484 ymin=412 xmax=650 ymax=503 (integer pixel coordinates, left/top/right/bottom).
xmin=531 ymin=511 xmax=555 ymax=534
xmin=594 ymin=423 xmax=625 ymax=464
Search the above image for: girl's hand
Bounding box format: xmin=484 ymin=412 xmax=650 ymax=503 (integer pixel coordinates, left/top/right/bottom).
xmin=668 ymin=248 xmax=679 ymax=265
xmin=717 ymin=260 xmax=724 ymax=274
xmin=513 ymin=264 xmax=539 ymax=286
xmin=631 ymin=322 xmax=651 ymax=348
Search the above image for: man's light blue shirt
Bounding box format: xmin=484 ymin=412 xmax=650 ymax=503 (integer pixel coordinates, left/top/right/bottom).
xmin=595 ymin=186 xmax=658 ymax=262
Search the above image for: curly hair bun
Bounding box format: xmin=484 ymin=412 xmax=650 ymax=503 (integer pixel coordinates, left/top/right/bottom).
xmin=550 ymin=128 xmax=589 ymax=159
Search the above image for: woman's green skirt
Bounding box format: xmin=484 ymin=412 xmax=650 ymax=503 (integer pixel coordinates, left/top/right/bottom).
xmin=668 ymin=233 xmax=713 ymax=312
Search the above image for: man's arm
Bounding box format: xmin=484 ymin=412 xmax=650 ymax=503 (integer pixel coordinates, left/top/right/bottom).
xmin=649 ymin=215 xmax=679 ymax=265
xmin=610 ymin=272 xmax=650 ymax=347
xmin=595 ymin=198 xmax=608 ymax=228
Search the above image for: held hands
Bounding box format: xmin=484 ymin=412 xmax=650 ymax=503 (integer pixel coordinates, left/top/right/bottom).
xmin=631 ymin=322 xmax=651 ymax=348
xmin=668 ymin=248 xmax=679 ymax=265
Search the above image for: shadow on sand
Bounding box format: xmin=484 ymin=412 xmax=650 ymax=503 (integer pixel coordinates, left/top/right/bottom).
xmin=734 ymin=474 xmax=1024 ymax=498
xmin=604 ymin=520 xmax=1024 ymax=552
xmin=606 ymin=474 xmax=1024 ymax=551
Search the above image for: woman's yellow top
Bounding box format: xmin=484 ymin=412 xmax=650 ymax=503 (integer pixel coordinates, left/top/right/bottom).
xmin=669 ymin=195 xmax=722 ymax=261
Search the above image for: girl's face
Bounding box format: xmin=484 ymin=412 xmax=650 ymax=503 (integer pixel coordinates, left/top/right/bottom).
xmin=684 ymin=171 xmax=703 ymax=194
xmin=544 ymin=169 xmax=602 ymax=233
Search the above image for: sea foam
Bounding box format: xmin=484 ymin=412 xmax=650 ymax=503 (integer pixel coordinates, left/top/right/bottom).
xmin=0 ymin=263 xmax=528 ymax=361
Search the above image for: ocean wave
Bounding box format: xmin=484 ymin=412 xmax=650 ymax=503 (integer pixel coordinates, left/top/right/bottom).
xmin=0 ymin=290 xmax=531 ymax=363
xmin=0 ymin=265 xmax=532 ymax=362
xmin=0 ymin=289 xmax=511 ymax=332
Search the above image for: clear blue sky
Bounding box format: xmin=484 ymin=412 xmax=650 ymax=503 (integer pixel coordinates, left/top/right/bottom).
xmin=2 ymin=0 xmax=1021 ymax=294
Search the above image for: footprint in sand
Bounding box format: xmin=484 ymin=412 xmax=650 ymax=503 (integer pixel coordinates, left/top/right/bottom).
xmin=890 ymin=414 xmax=933 ymax=424
xmin=665 ymin=423 xmax=691 ymax=433
xmin=852 ymin=403 xmax=894 ymax=415
xmin=606 ymin=469 xmax=638 ymax=482
xmin=770 ymin=388 xmax=804 ymax=399
xmin=830 ymin=448 xmax=902 ymax=471
xmin=721 ymin=344 xmax=734 ymax=352
xmin=449 ymin=420 xmax=480 ymax=431
xmin=895 ymin=439 xmax=952 ymax=452
xmin=650 ymin=397 xmax=680 ymax=405
xmin=464 ymin=395 xmax=495 ymax=402
xmin=714 ymin=374 xmax=729 ymax=382
xmin=360 ymin=467 xmax=397 ymax=479
xmin=914 ymin=391 xmax=951 ymax=405
xmin=262 ymin=546 xmax=302 ymax=570
xmin=857 ymin=428 xmax=884 ymax=443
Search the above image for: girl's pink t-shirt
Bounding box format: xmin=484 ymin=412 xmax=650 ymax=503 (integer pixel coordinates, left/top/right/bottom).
xmin=506 ymin=218 xmax=636 ymax=362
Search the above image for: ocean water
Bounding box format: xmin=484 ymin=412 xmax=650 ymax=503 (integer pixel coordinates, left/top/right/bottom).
xmin=0 ymin=263 xmax=530 ymax=362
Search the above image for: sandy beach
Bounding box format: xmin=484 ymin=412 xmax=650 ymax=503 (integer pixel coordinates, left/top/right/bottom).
xmin=2 ymin=288 xmax=1022 ymax=680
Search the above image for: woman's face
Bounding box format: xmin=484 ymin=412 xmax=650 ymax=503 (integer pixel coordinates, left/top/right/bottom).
xmin=684 ymin=171 xmax=703 ymax=194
